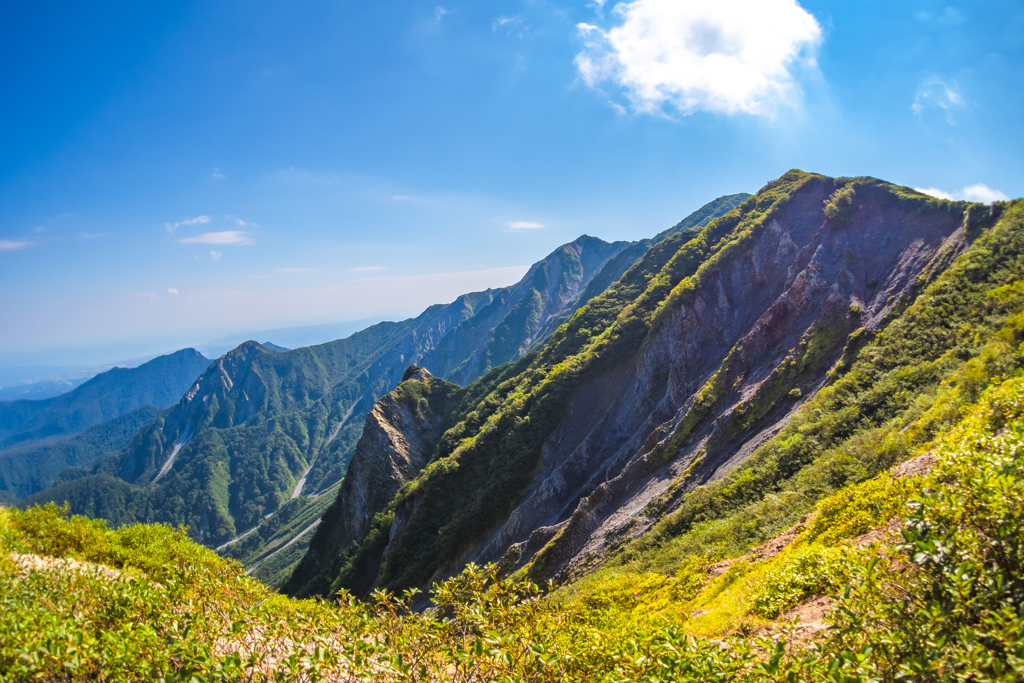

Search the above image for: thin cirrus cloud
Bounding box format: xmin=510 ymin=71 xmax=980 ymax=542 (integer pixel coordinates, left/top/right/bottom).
xmin=210 ymin=251 xmax=223 ymax=262
xmin=179 ymin=230 xmax=253 ymax=245
xmin=915 ymin=184 xmax=1010 ymax=203
xmin=0 ymin=240 xmax=30 ymax=252
xmin=165 ymin=215 xmax=209 ymax=233
xmin=276 ymin=268 xmax=315 ymax=273
xmin=508 ymin=221 xmax=544 ymax=230
xmin=912 ymin=77 xmax=966 ymax=124
xmin=575 ymin=0 xmax=822 ymax=117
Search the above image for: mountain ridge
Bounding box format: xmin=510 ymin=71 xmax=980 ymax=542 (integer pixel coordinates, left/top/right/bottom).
xmin=285 ymin=170 xmax=1004 ymax=600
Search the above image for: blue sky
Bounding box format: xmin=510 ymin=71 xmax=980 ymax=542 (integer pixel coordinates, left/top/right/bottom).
xmin=1 ymin=0 xmax=1022 ymax=369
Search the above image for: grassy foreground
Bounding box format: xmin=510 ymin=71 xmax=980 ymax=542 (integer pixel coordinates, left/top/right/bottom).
xmin=3 ymin=375 xmax=1024 ymax=681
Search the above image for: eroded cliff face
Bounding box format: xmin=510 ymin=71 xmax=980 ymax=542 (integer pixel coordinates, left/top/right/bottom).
xmin=284 ymin=369 xmax=460 ymax=596
xmin=292 ymin=171 xmax=990 ymax=599
xmin=489 ymin=181 xmax=972 ymax=582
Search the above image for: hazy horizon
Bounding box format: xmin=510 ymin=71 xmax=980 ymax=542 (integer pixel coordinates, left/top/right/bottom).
xmin=2 ymin=0 xmax=1021 ymax=370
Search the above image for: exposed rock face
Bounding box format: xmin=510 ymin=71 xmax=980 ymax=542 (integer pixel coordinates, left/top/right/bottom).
xmin=289 ymin=171 xmax=989 ymax=599
xmin=481 ymin=178 xmax=970 ymax=581
xmin=480 ymin=178 xmax=971 ymax=582
xmin=284 ymin=369 xmax=458 ymax=596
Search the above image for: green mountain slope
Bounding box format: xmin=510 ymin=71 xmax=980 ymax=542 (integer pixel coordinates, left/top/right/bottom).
xmin=25 ymin=216 xmax=732 ymax=559
xmin=0 ymin=349 xmax=211 ymax=447
xmin=7 ymin=367 xmax=1023 ymax=681
xmin=286 ymin=170 xmax=1010 ymax=600
xmin=0 ymin=406 xmax=161 ymax=504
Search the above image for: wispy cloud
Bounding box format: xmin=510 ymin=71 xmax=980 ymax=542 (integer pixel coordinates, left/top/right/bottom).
xmin=165 ymin=215 xmax=210 ymax=233
xmin=210 ymin=251 xmax=223 ymax=262
xmin=210 ymin=168 xmax=224 ymax=181
xmin=575 ymin=0 xmax=822 ymax=118
xmin=912 ymin=77 xmax=966 ymax=123
xmin=276 ymin=268 xmax=315 ymax=273
xmin=32 ymin=226 xmax=47 ymax=234
xmin=508 ymin=221 xmax=544 ymax=230
xmin=179 ymin=231 xmax=253 ymax=245
xmin=0 ymin=240 xmax=30 ymax=252
xmin=167 ymin=288 xmax=180 ymax=295
xmin=351 ymin=266 xmax=386 ymax=272
xmin=493 ymin=15 xmax=527 ymax=37
xmin=915 ymin=184 xmax=1010 ymax=203
xmin=435 ymin=6 xmax=448 ymax=21
xmin=227 ymin=215 xmax=258 ymax=228
xmin=78 ymin=232 xmax=108 ymax=239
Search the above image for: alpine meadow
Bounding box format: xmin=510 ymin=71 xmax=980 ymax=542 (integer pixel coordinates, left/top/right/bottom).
xmin=2 ymin=1 xmax=1023 ymax=681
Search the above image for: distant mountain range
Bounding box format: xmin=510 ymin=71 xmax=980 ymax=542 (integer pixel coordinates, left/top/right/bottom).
xmin=0 ymin=349 xmax=211 ymax=503
xmin=24 ymin=192 xmax=749 ymax=582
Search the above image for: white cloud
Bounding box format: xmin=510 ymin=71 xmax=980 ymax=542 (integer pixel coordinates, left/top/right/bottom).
xmin=508 ymin=221 xmax=544 ymax=230
xmin=167 ymin=288 xmax=180 ymax=295
xmin=915 ymin=187 xmax=955 ymax=201
xmin=227 ymin=215 xmax=257 ymax=228
xmin=210 ymin=168 xmax=224 ymax=181
xmin=435 ymin=6 xmax=448 ymax=21
xmin=165 ymin=215 xmax=210 ymax=233
xmin=575 ymin=0 xmax=822 ymax=117
xmin=276 ymin=268 xmax=314 ymax=273
xmin=915 ymin=184 xmax=1010 ymax=203
xmin=912 ymin=77 xmax=966 ymax=123
xmin=179 ymin=231 xmax=253 ymax=245
xmin=210 ymin=251 xmax=222 ymax=262
xmin=0 ymin=240 xmax=29 ymax=252
xmin=493 ymin=15 xmax=527 ymax=36
xmin=962 ymin=184 xmax=1010 ymax=203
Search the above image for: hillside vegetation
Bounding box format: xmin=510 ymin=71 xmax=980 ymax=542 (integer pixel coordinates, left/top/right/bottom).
xmin=0 ymin=348 xmax=210 ymax=448
xmin=3 ymin=374 xmax=1023 ymax=681
xmin=290 ymin=171 xmax=1006 ymax=601
xmin=0 ymin=349 xmax=211 ymax=504
xmin=24 ymin=198 xmax=743 ymax=583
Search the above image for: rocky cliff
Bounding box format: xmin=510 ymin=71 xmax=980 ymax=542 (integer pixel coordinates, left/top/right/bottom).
xmin=284 ymin=368 xmax=459 ymax=595
xmin=29 ymin=208 xmax=745 ymax=561
xmin=287 ymin=170 xmax=1000 ymax=599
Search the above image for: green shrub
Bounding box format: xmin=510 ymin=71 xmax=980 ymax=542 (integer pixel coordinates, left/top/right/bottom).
xmin=750 ymin=545 xmax=851 ymax=618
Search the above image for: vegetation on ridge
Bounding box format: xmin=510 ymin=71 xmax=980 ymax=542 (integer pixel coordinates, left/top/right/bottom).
xmin=296 ymin=170 xmax=990 ymax=600
xmin=591 ymin=197 xmax=1020 ymax=582
xmin=4 ymin=374 xmax=1024 ymax=681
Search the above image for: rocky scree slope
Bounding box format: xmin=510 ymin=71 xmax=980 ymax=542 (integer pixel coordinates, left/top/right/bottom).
xmin=286 ymin=170 xmax=999 ymax=600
